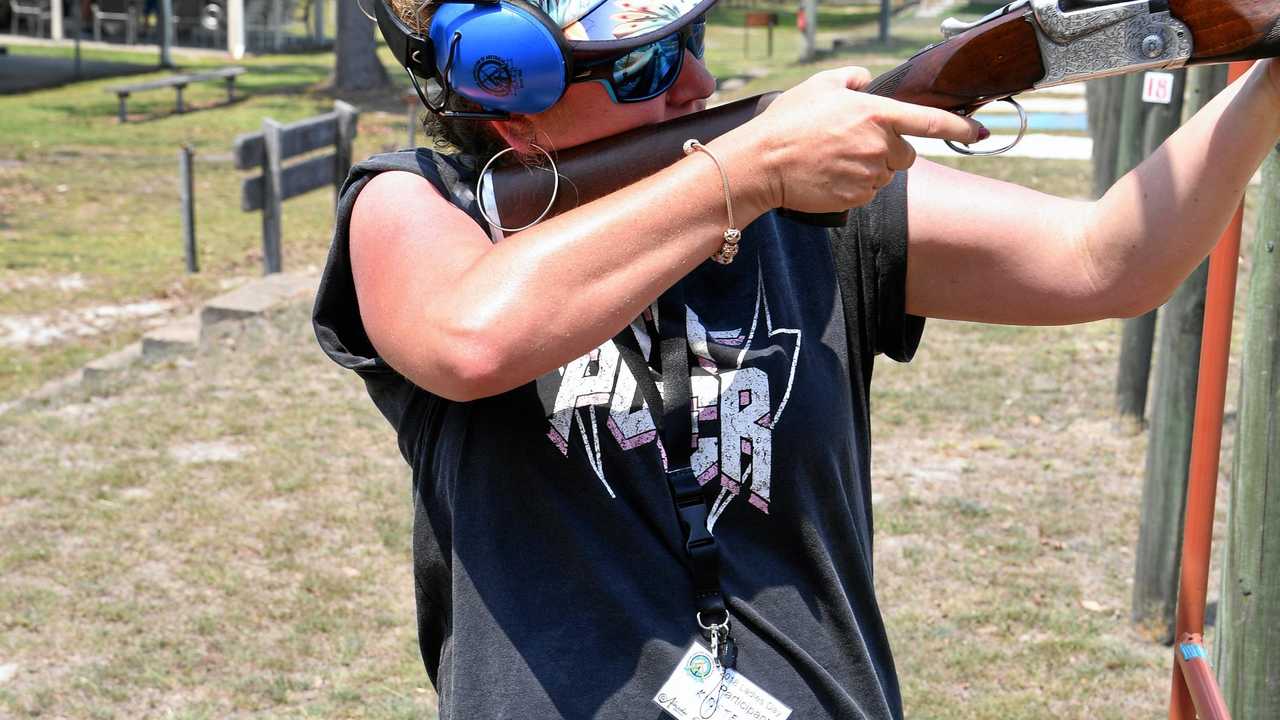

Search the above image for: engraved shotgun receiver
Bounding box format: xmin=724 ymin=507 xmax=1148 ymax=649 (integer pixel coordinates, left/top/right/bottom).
xmin=866 ymin=0 xmax=1280 ymax=153
xmin=482 ymin=0 xmax=1280 ymax=229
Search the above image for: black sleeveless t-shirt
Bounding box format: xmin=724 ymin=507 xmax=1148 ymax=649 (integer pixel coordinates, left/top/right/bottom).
xmin=313 ymin=148 xmax=923 ymax=720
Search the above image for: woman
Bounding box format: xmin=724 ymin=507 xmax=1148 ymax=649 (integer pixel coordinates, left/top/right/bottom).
xmin=313 ymin=0 xmax=1280 ymax=717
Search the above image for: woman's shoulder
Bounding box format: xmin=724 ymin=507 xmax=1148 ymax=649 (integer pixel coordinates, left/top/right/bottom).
xmin=346 ymin=147 xmax=486 ymax=228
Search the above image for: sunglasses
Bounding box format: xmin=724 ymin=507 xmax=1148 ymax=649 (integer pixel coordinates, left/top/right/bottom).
xmin=571 ymin=17 xmax=707 ymax=104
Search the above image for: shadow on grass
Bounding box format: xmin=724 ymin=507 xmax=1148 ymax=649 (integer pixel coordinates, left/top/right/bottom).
xmin=109 ymin=94 xmax=252 ymax=125
xmin=223 ymin=63 xmax=333 ymax=95
xmin=0 ymin=56 xmax=156 ymax=95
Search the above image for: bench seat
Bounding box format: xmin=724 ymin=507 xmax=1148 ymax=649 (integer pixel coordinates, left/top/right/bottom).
xmin=106 ymin=66 xmax=246 ymax=122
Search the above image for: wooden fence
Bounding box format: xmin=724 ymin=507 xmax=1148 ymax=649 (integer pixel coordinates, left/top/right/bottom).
xmin=233 ymin=100 xmax=357 ymax=273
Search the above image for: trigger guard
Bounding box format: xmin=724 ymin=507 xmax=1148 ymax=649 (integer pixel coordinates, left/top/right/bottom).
xmin=946 ymin=97 xmax=1027 ymax=157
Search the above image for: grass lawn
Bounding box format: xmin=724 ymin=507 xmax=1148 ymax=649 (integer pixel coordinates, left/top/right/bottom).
xmin=0 ymin=307 xmax=434 ymax=719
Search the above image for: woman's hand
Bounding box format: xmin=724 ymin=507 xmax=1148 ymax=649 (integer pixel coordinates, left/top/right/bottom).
xmin=723 ymin=67 xmax=986 ymax=214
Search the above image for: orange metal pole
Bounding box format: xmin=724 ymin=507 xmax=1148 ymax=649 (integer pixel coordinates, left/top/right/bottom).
xmin=1176 ymin=634 xmax=1232 ymax=720
xmin=1167 ymin=60 xmax=1253 ymax=720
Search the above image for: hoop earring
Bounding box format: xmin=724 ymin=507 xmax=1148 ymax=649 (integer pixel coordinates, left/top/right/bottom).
xmin=354 ymin=0 xmax=376 ymax=23
xmin=476 ymin=144 xmax=560 ymax=233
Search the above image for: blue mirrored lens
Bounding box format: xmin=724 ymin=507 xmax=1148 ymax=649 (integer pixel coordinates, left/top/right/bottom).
xmin=687 ymin=19 xmax=705 ymax=59
xmin=610 ymin=33 xmax=683 ymax=101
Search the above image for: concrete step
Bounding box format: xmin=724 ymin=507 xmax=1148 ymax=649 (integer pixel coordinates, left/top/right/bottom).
xmin=83 ymin=341 xmax=142 ymax=386
xmin=201 ymin=271 xmax=317 ymax=328
xmin=142 ymin=313 xmax=201 ymax=360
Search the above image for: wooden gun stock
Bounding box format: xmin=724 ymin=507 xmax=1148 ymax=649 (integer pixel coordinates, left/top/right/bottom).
xmin=864 ymin=6 xmax=1045 ymax=112
xmin=483 ymin=0 xmax=1280 ymax=232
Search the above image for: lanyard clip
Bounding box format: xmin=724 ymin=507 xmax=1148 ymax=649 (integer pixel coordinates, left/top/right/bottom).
xmin=697 ymin=610 xmax=735 ymax=671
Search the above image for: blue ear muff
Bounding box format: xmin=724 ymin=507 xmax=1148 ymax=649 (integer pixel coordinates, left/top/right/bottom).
xmin=429 ymin=1 xmax=572 ymax=115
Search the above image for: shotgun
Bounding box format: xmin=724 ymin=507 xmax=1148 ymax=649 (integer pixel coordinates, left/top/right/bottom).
xmin=479 ymin=0 xmax=1280 ymax=229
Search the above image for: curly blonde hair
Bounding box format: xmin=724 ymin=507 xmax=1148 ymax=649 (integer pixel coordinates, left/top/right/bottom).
xmin=388 ymin=0 xmax=538 ymax=163
xmin=389 ymin=0 xmax=431 ymax=34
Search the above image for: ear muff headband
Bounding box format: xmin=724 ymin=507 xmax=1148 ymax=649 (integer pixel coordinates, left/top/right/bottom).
xmin=373 ymin=0 xmax=435 ymax=80
xmin=428 ymin=0 xmax=572 ymax=115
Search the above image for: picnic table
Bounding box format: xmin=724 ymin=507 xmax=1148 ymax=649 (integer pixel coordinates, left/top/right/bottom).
xmin=105 ymin=66 xmax=246 ymax=122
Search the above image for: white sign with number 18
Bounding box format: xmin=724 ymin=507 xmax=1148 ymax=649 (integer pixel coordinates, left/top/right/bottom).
xmin=1142 ymin=71 xmax=1176 ymax=104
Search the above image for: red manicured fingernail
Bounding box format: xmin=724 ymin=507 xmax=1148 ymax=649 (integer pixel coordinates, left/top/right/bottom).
xmin=977 ymin=126 xmax=990 ymax=141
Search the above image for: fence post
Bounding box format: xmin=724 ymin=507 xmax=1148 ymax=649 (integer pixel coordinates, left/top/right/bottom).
xmin=261 ymin=118 xmax=284 ymax=274
xmin=335 ymin=100 xmax=358 ymax=197
xmin=1215 ymin=143 xmax=1280 ymax=719
xmin=179 ymin=144 xmax=199 ymax=273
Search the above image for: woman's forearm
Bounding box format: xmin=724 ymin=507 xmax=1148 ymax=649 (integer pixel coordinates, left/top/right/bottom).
xmin=1083 ymin=62 xmax=1280 ymax=314
xmin=423 ymin=130 xmax=773 ymax=398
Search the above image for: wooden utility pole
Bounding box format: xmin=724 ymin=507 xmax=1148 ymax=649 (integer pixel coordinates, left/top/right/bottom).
xmin=1114 ymin=69 xmax=1187 ymax=426
xmin=879 ymin=0 xmax=890 ymax=44
xmin=1086 ymin=75 xmax=1126 ymax=198
xmin=1214 ymin=143 xmax=1280 ymax=718
xmin=159 ymin=0 xmax=174 ymax=68
xmin=1130 ymin=66 xmax=1226 ymax=643
xmin=800 ymin=0 xmax=818 ymax=62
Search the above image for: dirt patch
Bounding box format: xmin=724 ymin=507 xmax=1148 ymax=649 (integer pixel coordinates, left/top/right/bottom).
xmin=0 ymin=272 xmax=88 ymax=294
xmin=0 ymin=303 xmax=433 ymax=719
xmin=168 ymin=440 xmax=251 ymax=464
xmin=0 ymin=299 xmax=175 ymax=348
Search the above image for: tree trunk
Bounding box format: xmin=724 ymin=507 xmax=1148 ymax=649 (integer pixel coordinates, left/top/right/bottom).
xmin=1130 ymin=66 xmax=1227 ymax=644
xmin=1214 ymin=143 xmax=1280 ymax=719
xmin=335 ymin=0 xmax=388 ymax=91
xmin=1114 ymin=70 xmax=1187 ymax=426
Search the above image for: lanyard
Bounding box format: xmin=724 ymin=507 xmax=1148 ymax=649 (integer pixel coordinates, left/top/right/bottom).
xmin=613 ymin=279 xmax=737 ymax=670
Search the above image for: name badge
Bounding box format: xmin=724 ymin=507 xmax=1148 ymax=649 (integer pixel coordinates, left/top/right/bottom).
xmin=653 ymin=642 xmax=792 ymax=720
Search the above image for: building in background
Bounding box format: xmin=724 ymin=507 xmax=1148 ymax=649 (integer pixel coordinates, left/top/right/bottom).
xmin=2 ymin=0 xmax=332 ymax=57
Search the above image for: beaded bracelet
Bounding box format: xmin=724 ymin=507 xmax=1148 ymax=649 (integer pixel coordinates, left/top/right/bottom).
xmin=682 ymin=139 xmax=741 ymax=265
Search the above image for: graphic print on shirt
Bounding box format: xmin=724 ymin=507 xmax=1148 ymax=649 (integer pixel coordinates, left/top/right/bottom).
xmin=535 ymin=265 xmax=801 ymax=528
